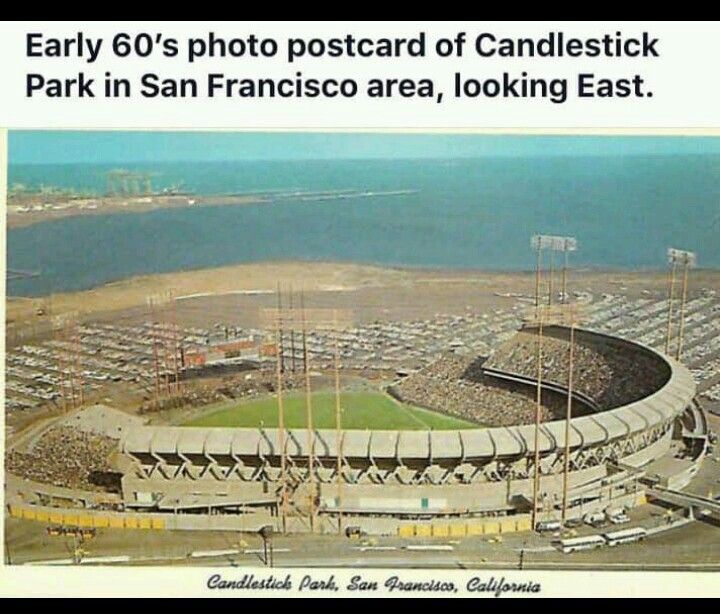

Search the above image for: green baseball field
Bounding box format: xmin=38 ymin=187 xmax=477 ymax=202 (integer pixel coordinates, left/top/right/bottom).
xmin=184 ymin=390 xmax=479 ymax=430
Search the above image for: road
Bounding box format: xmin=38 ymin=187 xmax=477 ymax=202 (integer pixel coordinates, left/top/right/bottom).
xmin=6 ymin=513 xmax=720 ymax=571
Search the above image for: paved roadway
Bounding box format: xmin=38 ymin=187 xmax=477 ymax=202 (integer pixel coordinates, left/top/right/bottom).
xmin=6 ymin=513 xmax=720 ymax=571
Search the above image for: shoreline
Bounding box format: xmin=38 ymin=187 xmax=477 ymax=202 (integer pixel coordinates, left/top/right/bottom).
xmin=6 ymin=193 xmax=267 ymax=229
xmin=6 ymin=187 xmax=420 ymax=229
xmin=7 ymin=260 xmax=720 ymax=329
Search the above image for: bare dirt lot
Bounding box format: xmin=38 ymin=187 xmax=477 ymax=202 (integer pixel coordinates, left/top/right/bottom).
xmin=9 ymin=261 xmax=720 ymax=333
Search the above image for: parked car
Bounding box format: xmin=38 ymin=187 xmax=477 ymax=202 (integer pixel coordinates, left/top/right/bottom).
xmin=584 ymin=512 xmax=608 ymax=529
xmin=607 ymin=510 xmax=631 ymax=525
xmin=564 ymin=518 xmax=584 ymax=529
xmin=536 ymin=520 xmax=562 ymax=533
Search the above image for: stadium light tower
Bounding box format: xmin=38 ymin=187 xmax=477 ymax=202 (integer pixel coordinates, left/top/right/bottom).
xmin=289 ymin=286 xmax=297 ymax=373
xmin=148 ymin=291 xmax=182 ymax=401
xmin=72 ymin=317 xmax=85 ymax=407
xmin=531 ymin=235 xmax=578 ymax=308
xmin=146 ymin=297 xmax=162 ymax=409
xmin=665 ymin=255 xmax=678 ymax=356
xmin=277 ymin=283 xmax=285 ymax=374
xmin=52 ymin=315 xmax=67 ymax=412
xmin=528 ymin=233 xmax=580 ymax=531
xmin=168 ymin=290 xmax=182 ymax=397
xmin=261 ymin=297 xmax=352 ymax=535
xmin=272 ymin=306 xmax=289 ymax=534
xmin=666 ymin=249 xmax=697 ymax=361
xmin=332 ymin=309 xmax=345 ymax=535
xmin=53 ymin=313 xmax=82 ymax=413
xmin=557 ymin=304 xmax=585 ymax=527
xmin=560 ymin=237 xmax=578 ymax=304
xmin=521 ymin=302 xmax=586 ymax=530
xmin=531 ymin=305 xmax=544 ymax=531
xmin=668 ymin=249 xmax=697 ymax=360
xmin=300 ymin=291 xmax=316 ymax=533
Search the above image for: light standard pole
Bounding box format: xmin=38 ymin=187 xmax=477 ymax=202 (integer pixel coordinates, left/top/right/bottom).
xmin=666 ymin=248 xmax=697 ymax=361
xmin=529 ymin=235 xmax=578 ymax=531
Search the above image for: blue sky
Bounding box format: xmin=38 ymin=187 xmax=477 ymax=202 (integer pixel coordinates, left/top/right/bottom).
xmin=9 ymin=131 xmax=720 ymax=165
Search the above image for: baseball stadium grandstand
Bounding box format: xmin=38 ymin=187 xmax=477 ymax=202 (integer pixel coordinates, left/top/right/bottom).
xmin=5 ymin=245 xmax=712 ymax=538
xmin=5 ymin=320 xmax=708 ymax=536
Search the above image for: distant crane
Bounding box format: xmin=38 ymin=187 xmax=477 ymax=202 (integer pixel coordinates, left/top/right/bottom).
xmin=106 ymin=170 xmax=160 ymax=197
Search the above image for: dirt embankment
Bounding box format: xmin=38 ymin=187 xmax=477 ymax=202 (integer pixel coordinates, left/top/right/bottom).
xmin=6 ymin=262 xmax=413 ymax=326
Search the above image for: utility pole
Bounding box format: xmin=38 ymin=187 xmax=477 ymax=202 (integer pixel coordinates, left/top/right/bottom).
xmin=289 ymin=287 xmax=297 ymax=373
xmin=4 ymin=531 xmax=12 ymax=565
xmin=54 ymin=318 xmax=68 ymax=413
xmin=149 ymin=298 xmax=161 ymax=409
xmin=532 ymin=310 xmax=544 ymax=532
xmin=277 ymin=283 xmax=285 ymax=374
xmin=162 ymin=306 xmax=171 ymax=397
xmin=260 ymin=525 xmax=275 ymax=568
xmin=548 ymin=248 xmax=555 ymax=306
xmin=562 ymin=320 xmax=576 ymax=526
xmin=67 ymin=321 xmax=77 ymax=409
xmin=333 ymin=310 xmax=344 ymax=535
xmin=534 ymin=239 xmax=542 ymax=311
xmin=73 ymin=320 xmax=84 ymax=407
xmin=562 ymin=239 xmax=570 ymax=304
xmin=301 ymin=291 xmax=316 ymax=532
xmin=274 ymin=315 xmax=288 ymax=535
xmin=170 ymin=291 xmax=182 ymax=396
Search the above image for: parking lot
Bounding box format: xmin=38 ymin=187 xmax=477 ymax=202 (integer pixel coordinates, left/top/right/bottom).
xmin=5 ymin=288 xmax=719 ymax=419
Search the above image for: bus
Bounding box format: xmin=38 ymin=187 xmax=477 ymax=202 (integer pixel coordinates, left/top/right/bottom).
xmin=603 ymin=527 xmax=647 ymax=547
xmin=554 ymin=535 xmax=606 ymax=554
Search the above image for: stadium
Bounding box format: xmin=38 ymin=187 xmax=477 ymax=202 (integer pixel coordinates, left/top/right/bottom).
xmin=5 ymin=241 xmax=713 ymax=540
xmin=7 ymin=318 xmax=708 ymax=538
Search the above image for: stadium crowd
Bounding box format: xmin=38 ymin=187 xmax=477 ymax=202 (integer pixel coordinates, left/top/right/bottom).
xmin=6 ymin=427 xmax=117 ymax=491
xmin=392 ymin=353 xmax=568 ymax=427
xmin=485 ymin=328 xmax=669 ymax=409
xmin=139 ymin=370 xmax=306 ymax=414
xmin=393 ymin=327 xmax=669 ymax=427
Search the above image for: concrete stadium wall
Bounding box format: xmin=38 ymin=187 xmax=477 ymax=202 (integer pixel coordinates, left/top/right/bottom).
xmin=6 ymin=502 xmax=274 ymax=533
xmin=120 ymin=463 xmax=611 ymax=518
xmin=5 ymin=474 xmax=123 ymax=508
xmin=5 ymin=329 xmax=696 ymax=534
xmin=624 ymin=429 xmax=674 ymax=468
xmin=316 ymin=466 xmax=610 ymax=513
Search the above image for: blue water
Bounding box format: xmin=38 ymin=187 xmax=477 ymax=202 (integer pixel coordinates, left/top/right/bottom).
xmin=7 ymin=156 xmax=720 ymax=297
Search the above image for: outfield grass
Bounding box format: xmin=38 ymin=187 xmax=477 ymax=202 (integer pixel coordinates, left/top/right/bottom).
xmin=184 ymin=391 xmax=479 ymax=431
